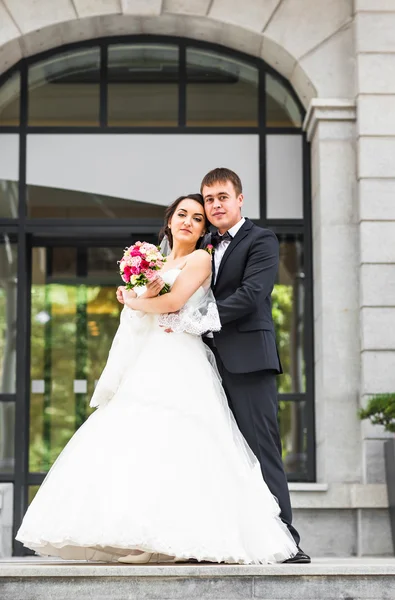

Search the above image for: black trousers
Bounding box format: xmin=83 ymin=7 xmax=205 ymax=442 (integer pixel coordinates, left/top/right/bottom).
xmin=212 ymin=347 xmax=300 ymax=546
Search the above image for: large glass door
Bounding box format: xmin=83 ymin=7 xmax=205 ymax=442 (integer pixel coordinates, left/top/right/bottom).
xmin=28 ymin=237 xmax=156 ymax=502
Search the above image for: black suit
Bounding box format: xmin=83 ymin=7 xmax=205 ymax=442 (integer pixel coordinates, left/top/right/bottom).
xmin=205 ymin=218 xmax=300 ymax=545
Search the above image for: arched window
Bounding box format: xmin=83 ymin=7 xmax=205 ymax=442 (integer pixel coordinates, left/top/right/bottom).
xmin=0 ymin=37 xmax=314 ymax=551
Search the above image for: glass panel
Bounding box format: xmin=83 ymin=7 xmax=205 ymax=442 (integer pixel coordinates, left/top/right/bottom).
xmin=266 ymin=135 xmax=303 ymax=219
xmin=30 ymin=246 xmax=124 ymax=472
xmin=274 ymin=235 xmax=305 ymax=393
xmin=0 ymin=236 xmax=17 ymax=393
xmin=186 ymin=48 xmax=258 ymax=126
xmin=0 ymin=71 xmax=20 ymax=126
xmin=108 ymin=44 xmax=179 ymax=126
xmin=279 ymin=400 xmax=308 ymax=477
xmin=27 ymin=185 xmax=166 ymax=219
xmin=0 ymin=134 xmax=19 ymax=218
xmin=27 ymin=133 xmax=260 ymax=218
xmin=28 ymin=485 xmax=40 ymax=505
xmin=266 ymin=73 xmax=302 ymax=128
xmin=28 ymin=48 xmax=100 ymax=126
xmin=0 ymin=402 xmax=15 ymax=473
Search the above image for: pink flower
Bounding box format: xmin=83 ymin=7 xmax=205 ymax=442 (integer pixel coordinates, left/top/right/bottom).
xmin=144 ymin=270 xmax=157 ymax=282
xmin=122 ymin=265 xmax=132 ymax=281
xmin=130 ymin=256 xmax=142 ymax=267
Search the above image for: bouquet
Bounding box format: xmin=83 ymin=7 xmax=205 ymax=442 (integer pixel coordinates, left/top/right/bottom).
xmin=118 ymin=241 xmax=170 ymax=295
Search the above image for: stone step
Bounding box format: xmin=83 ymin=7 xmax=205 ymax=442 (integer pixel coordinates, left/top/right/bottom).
xmin=1 ymin=557 xmax=395 ymax=600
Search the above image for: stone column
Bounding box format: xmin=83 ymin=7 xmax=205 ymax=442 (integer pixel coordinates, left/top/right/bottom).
xmin=304 ymin=100 xmax=361 ymax=485
xmin=355 ymin=0 xmax=395 ymax=554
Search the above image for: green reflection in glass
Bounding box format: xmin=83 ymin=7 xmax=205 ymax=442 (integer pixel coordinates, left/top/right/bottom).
xmin=28 ymin=485 xmax=40 ymax=505
xmin=0 ymin=239 xmax=17 ymax=392
xmin=273 ymin=237 xmax=306 ymax=394
xmin=273 ymin=283 xmax=294 ymax=393
xmin=30 ymin=282 xmax=121 ymax=472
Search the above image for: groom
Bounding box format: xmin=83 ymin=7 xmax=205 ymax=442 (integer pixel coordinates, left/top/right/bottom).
xmin=200 ymin=167 xmax=309 ymax=563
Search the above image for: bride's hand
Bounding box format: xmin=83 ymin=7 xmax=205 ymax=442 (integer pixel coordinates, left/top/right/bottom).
xmin=116 ymin=286 xmax=125 ymax=304
xmin=122 ymin=288 xmax=137 ymax=307
xmin=141 ymin=277 xmax=165 ymax=298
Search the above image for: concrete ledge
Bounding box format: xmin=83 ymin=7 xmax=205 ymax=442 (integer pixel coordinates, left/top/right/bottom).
xmin=289 ymin=483 xmax=329 ymax=492
xmin=0 ymin=557 xmax=395 ymax=577
xmin=290 ymin=483 xmax=388 ymax=509
xmin=1 ymin=558 xmax=395 ymax=600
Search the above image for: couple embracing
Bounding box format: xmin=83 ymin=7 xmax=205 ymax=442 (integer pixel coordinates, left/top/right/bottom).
xmin=16 ymin=168 xmax=310 ymax=565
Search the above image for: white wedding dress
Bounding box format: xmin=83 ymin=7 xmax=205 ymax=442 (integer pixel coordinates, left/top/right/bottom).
xmin=16 ymin=269 xmax=297 ymax=564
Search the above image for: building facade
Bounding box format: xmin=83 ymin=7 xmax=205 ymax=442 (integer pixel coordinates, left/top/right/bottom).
xmin=0 ymin=0 xmax=394 ymax=557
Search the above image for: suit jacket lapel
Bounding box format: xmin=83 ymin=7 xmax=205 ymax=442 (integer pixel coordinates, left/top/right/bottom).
xmin=214 ymin=219 xmax=253 ymax=287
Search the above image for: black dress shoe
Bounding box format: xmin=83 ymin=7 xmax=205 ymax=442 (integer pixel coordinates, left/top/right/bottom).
xmin=283 ymin=548 xmax=311 ymax=564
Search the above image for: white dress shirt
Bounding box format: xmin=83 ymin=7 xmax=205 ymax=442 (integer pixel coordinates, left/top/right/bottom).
xmin=206 ymin=217 xmax=246 ymax=340
xmin=213 ymin=217 xmax=246 ymax=284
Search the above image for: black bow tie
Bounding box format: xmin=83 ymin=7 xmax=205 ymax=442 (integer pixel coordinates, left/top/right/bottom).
xmin=211 ymin=231 xmax=233 ymax=247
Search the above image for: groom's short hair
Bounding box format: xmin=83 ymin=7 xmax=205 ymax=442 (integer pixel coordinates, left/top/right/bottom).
xmin=200 ymin=168 xmax=243 ymax=197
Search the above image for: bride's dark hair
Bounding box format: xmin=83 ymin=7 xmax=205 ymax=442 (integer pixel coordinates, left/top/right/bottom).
xmin=159 ymin=193 xmax=209 ymax=250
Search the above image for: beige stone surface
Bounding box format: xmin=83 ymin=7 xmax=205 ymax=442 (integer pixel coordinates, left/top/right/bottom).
xmin=265 ymin=0 xmax=352 ymax=61
xmin=260 ymin=35 xmax=296 ymax=80
xmin=362 ymin=350 xmax=395 ymax=395
xmin=360 ymin=221 xmax=395 ymax=263
xmin=357 ymin=53 xmax=395 ymax=94
xmin=359 ymin=137 xmax=395 ymax=179
xmin=358 ymin=95 xmax=395 ymax=136
xmin=163 ymin=0 xmax=212 ymax=16
xmin=18 ymin=17 xmax=101 ymax=57
xmin=91 ymin=14 xmax=143 ymax=36
xmin=355 ymin=0 xmax=395 ymax=9
xmin=360 ymin=264 xmax=395 ymax=307
xmin=289 ymin=60 xmax=316 ymax=105
xmin=209 ymin=0 xmax=281 ymax=33
xmin=0 ymin=37 xmax=22 ymax=74
xmin=361 ymin=307 xmax=395 ymax=350
xmin=3 ymin=0 xmax=76 ymax=34
xmin=121 ymin=0 xmax=162 ymax=16
xmin=0 ymin=2 xmax=20 ymax=46
xmin=1 ymin=556 xmax=395 ymax=575
xmin=73 ymin=0 xmax=122 ymax=18
xmin=296 ymin=26 xmax=354 ymax=100
xmin=355 ymin=11 xmax=395 ymax=53
xmin=313 ymin=140 xmax=357 ymax=227
xmin=359 ymin=179 xmax=395 ymax=221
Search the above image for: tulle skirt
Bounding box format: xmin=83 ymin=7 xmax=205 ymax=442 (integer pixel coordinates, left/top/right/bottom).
xmin=16 ymin=321 xmax=297 ymax=564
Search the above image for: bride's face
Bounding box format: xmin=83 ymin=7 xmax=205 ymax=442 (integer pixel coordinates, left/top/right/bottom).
xmin=169 ymin=199 xmax=206 ymax=246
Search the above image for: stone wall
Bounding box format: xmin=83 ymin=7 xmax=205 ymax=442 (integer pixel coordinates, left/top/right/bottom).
xmin=355 ymin=0 xmax=395 ymax=482
xmin=0 ymin=484 xmax=13 ymax=557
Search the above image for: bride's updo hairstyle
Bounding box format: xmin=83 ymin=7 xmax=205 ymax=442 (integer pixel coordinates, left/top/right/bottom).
xmin=159 ymin=193 xmax=210 ymax=250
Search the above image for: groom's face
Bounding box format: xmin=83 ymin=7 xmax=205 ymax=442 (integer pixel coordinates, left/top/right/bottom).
xmin=202 ymin=180 xmax=243 ymax=234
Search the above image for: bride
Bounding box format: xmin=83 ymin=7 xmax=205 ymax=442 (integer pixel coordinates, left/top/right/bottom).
xmin=16 ymin=193 xmax=297 ymax=565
